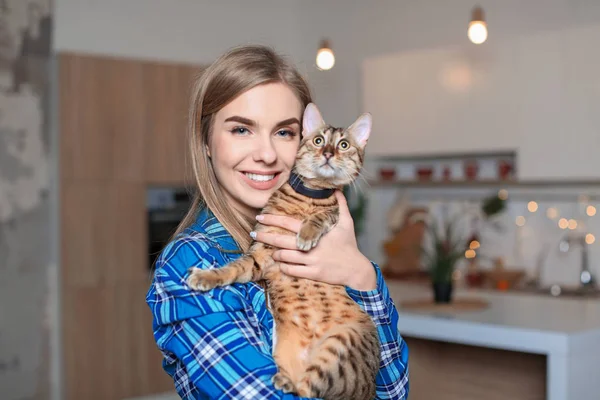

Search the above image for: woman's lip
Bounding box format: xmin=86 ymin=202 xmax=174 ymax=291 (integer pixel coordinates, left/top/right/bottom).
xmin=239 ymin=171 xmax=281 ymax=190
xmin=241 ymin=170 xmax=281 ymax=175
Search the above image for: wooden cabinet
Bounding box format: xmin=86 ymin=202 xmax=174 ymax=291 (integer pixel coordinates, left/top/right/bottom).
xmin=60 ymin=52 xmax=203 ymax=400
xmin=143 ymin=63 xmax=199 ymax=185
xmin=362 ymin=25 xmax=600 ymax=180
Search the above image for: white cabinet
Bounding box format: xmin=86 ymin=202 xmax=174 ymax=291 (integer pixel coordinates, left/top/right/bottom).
xmin=517 ymin=26 xmax=600 ymax=180
xmin=362 ymin=42 xmax=521 ymax=157
xmin=362 ymin=25 xmax=600 ymax=180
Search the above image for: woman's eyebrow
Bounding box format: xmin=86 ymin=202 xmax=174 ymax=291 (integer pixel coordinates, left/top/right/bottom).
xmin=224 ymin=116 xmax=257 ymax=126
xmin=274 ymin=117 xmax=301 ymax=129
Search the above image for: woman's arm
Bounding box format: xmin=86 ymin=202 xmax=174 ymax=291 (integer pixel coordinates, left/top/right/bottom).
xmin=345 ymin=262 xmax=410 ymax=400
xmin=255 ymin=191 xmax=410 ymax=399
xmin=146 ymin=236 xmax=316 ymax=400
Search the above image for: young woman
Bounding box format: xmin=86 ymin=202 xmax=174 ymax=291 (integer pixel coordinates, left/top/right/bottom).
xmin=146 ymin=45 xmax=409 ymax=399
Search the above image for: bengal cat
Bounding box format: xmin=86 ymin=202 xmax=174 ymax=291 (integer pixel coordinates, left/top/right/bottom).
xmin=186 ymin=103 xmax=380 ymax=400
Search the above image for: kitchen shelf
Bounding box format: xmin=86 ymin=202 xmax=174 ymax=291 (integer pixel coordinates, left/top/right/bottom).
xmin=367 ymin=179 xmax=600 ymax=188
xmin=365 ymin=179 xmax=600 ymax=202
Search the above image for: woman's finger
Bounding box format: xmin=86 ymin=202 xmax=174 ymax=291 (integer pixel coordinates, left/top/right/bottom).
xmin=334 ymin=190 xmax=353 ymax=221
xmin=273 ymin=249 xmax=312 ymax=266
xmin=252 ymin=231 xmax=298 ymax=250
xmin=256 ymin=214 xmax=302 ymax=233
xmin=279 ymin=262 xmax=320 ymax=281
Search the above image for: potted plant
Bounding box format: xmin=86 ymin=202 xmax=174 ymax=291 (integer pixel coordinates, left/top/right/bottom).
xmin=420 ymin=215 xmax=468 ymax=303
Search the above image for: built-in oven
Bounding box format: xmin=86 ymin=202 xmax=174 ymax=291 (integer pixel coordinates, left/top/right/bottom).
xmin=147 ymin=186 xmax=194 ymax=270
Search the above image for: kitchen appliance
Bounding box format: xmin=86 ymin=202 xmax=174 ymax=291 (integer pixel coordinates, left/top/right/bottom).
xmin=147 ymin=187 xmax=193 ymax=270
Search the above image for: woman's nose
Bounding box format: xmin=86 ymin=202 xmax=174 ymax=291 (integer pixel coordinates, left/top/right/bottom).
xmin=252 ymin=135 xmax=277 ymax=164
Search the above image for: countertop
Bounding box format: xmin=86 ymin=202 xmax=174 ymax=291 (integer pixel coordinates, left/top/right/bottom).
xmin=387 ymin=281 xmax=600 ymax=400
xmin=388 ymin=281 xmax=600 ymax=353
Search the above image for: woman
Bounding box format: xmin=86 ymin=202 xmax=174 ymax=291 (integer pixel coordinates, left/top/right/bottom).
xmin=146 ymin=45 xmax=409 ymax=399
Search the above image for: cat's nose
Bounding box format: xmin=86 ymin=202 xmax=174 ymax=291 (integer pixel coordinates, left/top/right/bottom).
xmin=323 ymin=151 xmax=333 ymax=159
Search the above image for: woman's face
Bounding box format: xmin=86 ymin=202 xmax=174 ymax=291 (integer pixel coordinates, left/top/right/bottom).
xmin=209 ymin=82 xmax=303 ymax=218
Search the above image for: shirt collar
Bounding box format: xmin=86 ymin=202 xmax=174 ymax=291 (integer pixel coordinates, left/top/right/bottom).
xmin=189 ymin=207 xmax=241 ymax=252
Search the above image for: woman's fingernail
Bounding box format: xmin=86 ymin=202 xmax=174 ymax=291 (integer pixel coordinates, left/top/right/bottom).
xmin=255 ymin=215 xmax=264 ymax=221
xmin=250 ymin=231 xmax=257 ymax=239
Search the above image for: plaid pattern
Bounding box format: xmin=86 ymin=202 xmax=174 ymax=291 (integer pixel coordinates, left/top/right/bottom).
xmin=146 ymin=208 xmax=409 ymax=399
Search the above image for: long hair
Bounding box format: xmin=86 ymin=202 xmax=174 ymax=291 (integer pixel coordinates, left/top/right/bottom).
xmin=172 ymin=45 xmax=313 ymax=251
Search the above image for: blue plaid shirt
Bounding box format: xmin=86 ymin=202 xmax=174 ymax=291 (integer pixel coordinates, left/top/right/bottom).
xmin=146 ymin=207 xmax=409 ymax=399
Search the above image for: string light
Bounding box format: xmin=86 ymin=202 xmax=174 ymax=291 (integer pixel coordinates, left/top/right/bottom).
xmin=586 ymin=234 xmax=596 ymax=244
xmin=587 ymin=205 xmax=597 ymax=217
xmin=568 ymin=219 xmax=578 ymax=230
xmin=527 ymin=201 xmax=538 ymax=212
xmin=498 ymin=189 xmax=508 ymax=200
xmin=515 ymin=216 xmax=526 ymax=226
xmin=546 ymin=207 xmax=558 ymax=219
xmin=465 ymin=249 xmax=476 ymax=258
xmin=558 ymin=218 xmax=569 ymax=229
xmin=469 ymin=240 xmax=480 ymax=249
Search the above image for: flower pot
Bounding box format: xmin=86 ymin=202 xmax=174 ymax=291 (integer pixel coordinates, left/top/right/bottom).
xmin=432 ymin=281 xmax=453 ymax=303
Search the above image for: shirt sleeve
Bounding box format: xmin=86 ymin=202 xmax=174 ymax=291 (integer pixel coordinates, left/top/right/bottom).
xmin=146 ymin=236 xmax=317 ymax=400
xmin=345 ymin=262 xmax=410 ymax=400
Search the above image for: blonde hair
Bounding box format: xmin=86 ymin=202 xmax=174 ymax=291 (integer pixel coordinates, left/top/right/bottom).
xmin=173 ymin=45 xmax=313 ymax=251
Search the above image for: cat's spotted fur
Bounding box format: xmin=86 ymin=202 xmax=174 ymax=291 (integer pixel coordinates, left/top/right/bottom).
xmin=186 ymin=103 xmax=379 ymax=400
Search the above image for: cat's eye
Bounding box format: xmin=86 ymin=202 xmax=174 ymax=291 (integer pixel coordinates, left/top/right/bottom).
xmin=338 ymin=140 xmax=350 ymax=150
xmin=313 ymin=136 xmax=324 ymax=147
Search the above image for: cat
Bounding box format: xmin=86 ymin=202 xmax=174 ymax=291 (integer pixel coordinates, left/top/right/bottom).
xmin=186 ymin=103 xmax=380 ymax=400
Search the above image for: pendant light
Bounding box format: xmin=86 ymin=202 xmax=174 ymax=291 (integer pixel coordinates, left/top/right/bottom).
xmin=316 ymin=39 xmax=335 ymax=70
xmin=468 ymin=6 xmax=488 ymax=44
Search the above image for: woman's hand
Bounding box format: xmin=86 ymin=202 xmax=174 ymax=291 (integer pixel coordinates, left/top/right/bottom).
xmin=253 ymin=190 xmax=377 ymax=291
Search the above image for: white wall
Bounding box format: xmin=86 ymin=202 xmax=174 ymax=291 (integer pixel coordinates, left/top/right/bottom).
xmin=55 ymin=0 xmax=600 ymax=124
xmin=54 ymin=0 xmax=304 ymax=65
xmin=295 ymin=0 xmax=600 ymax=126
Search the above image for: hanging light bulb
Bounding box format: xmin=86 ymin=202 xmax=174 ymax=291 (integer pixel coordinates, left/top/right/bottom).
xmin=468 ymin=6 xmax=488 ymax=44
xmin=316 ymin=39 xmax=335 ymax=70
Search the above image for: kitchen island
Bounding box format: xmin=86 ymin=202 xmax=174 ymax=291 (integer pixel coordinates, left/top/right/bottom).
xmin=388 ymin=281 xmax=600 ymax=400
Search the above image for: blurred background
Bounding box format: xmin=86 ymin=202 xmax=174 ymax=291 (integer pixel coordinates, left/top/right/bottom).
xmin=2 ymin=0 xmax=600 ymax=399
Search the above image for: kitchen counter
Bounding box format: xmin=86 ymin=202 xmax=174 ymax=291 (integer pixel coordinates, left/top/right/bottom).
xmin=387 ymin=281 xmax=600 ymax=400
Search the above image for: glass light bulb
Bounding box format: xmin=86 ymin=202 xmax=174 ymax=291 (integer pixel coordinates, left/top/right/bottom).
xmin=468 ymin=21 xmax=488 ymax=44
xmin=316 ymin=48 xmax=335 ymax=70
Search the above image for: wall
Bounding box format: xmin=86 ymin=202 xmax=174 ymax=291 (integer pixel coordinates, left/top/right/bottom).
xmin=55 ymin=0 xmax=600 ymax=126
xmin=296 ymin=0 xmax=600 ymax=126
xmin=0 ymin=0 xmax=55 ymax=399
xmin=53 ymin=0 xmax=305 ymax=66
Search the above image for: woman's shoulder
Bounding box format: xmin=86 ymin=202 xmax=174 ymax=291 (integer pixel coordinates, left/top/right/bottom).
xmin=155 ymin=229 xmax=221 ymax=277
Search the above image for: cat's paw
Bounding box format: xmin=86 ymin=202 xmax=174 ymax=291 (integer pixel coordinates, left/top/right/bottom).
xmin=186 ymin=268 xmax=221 ymax=291
xmin=296 ymin=223 xmax=322 ymax=251
xmin=272 ymin=372 xmax=296 ymax=393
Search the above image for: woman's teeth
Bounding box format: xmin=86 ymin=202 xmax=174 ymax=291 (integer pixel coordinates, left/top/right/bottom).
xmin=245 ymin=173 xmax=276 ymax=182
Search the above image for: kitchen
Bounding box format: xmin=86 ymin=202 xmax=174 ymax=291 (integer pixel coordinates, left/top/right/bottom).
xmin=2 ymin=1 xmax=600 ymax=400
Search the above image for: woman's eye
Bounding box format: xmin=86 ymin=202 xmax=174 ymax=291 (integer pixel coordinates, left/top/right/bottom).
xmin=231 ymin=127 xmax=249 ymax=135
xmin=276 ymin=130 xmax=296 ymax=138
xmin=313 ymin=136 xmax=324 ymax=146
xmin=338 ymin=140 xmax=350 ymax=150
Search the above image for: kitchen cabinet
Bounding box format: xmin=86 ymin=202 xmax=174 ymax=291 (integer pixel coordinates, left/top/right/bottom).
xmin=59 ymin=52 xmax=201 ymax=400
xmin=143 ymin=63 xmax=199 ymax=185
xmin=517 ymin=25 xmax=600 ymax=180
xmin=362 ymin=25 xmax=600 ymax=180
xmin=362 ymin=41 xmax=521 ymax=157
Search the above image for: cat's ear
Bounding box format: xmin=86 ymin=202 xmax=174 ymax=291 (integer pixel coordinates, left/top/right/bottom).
xmin=302 ymin=103 xmax=325 ymax=136
xmin=347 ymin=112 xmax=372 ymax=148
